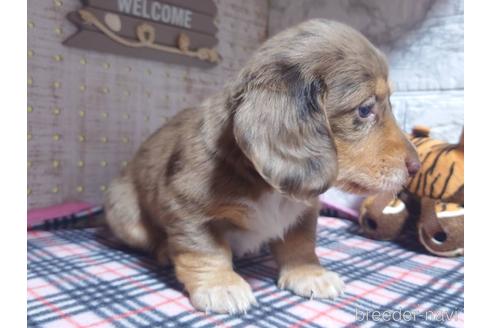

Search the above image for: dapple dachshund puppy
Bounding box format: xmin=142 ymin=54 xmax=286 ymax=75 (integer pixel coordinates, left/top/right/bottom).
xmin=105 ymin=19 xmax=420 ymax=314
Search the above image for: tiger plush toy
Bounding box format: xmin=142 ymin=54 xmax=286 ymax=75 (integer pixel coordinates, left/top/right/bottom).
xmin=359 ymin=126 xmax=464 ymax=257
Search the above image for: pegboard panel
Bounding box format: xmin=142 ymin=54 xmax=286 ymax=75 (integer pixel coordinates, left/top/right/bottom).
xmin=27 ymin=0 xmax=269 ymax=209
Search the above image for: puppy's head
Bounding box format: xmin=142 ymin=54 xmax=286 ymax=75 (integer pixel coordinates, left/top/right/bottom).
xmin=230 ymin=19 xmax=419 ymax=199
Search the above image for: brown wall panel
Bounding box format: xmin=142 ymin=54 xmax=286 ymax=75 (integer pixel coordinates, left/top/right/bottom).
xmin=67 ymin=8 xmax=218 ymax=49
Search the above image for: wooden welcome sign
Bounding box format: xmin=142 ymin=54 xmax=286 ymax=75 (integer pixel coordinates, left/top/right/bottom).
xmin=64 ymin=0 xmax=220 ymax=67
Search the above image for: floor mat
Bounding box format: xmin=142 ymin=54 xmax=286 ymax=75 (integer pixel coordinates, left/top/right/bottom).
xmin=27 ymin=217 xmax=464 ymax=328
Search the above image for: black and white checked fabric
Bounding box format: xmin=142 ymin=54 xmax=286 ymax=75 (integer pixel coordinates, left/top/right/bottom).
xmin=28 ymin=217 xmax=464 ymax=327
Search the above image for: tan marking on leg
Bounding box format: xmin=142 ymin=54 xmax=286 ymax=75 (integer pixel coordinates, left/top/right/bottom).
xmin=270 ymin=207 xmax=345 ymax=299
xmin=173 ymin=250 xmax=256 ymax=314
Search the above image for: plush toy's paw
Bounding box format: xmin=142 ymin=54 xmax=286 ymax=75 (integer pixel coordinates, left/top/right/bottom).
xmin=359 ymin=194 xmax=409 ymax=241
xmin=278 ymin=264 xmax=345 ymax=299
xmin=189 ymin=272 xmax=257 ymax=314
xmin=418 ymin=199 xmax=464 ymax=257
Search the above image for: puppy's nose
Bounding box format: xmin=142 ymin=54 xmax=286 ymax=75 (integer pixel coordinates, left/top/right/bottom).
xmin=405 ymin=158 xmax=421 ymax=177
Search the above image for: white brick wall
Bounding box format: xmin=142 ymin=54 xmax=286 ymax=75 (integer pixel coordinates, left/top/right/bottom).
xmin=269 ymin=0 xmax=464 ymax=143
xmin=386 ymin=0 xmax=463 ymax=142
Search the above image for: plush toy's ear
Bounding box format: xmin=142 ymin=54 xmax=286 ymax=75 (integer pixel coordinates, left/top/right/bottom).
xmin=458 ymin=128 xmax=464 ymax=152
xmin=232 ymin=64 xmax=338 ymax=200
xmin=412 ymin=125 xmax=431 ymax=138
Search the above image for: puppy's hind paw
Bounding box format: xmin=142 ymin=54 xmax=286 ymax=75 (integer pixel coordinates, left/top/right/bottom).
xmin=279 ymin=264 xmax=345 ymax=299
xmin=189 ymin=273 xmax=257 ymax=315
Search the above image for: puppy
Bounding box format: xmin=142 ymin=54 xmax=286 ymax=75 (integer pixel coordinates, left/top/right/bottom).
xmin=105 ymin=19 xmax=420 ymax=314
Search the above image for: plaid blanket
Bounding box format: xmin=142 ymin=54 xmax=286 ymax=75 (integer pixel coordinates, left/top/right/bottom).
xmin=27 ymin=217 xmax=463 ymax=327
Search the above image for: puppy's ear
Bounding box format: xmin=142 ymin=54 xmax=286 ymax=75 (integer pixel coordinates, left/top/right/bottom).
xmin=232 ymin=64 xmax=338 ymax=199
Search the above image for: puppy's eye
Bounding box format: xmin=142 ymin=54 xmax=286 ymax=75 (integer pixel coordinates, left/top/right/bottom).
xmin=358 ymin=104 xmax=374 ymax=118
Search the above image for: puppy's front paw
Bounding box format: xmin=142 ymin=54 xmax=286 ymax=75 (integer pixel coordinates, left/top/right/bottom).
xmin=189 ymin=272 xmax=257 ymax=314
xmin=278 ymin=264 xmax=345 ymax=299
